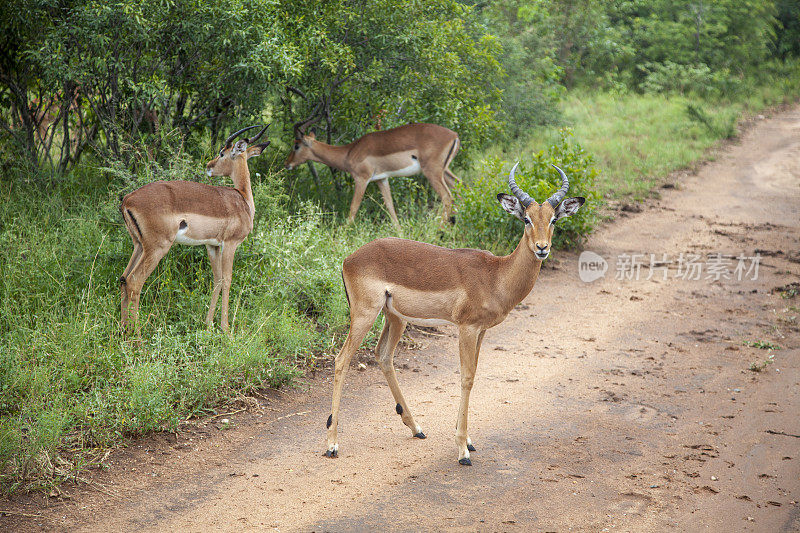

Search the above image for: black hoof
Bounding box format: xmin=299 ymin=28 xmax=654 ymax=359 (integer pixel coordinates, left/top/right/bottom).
xmin=413 ymin=432 xmax=426 ymax=439
xmin=458 ymin=458 xmax=472 ymax=466
xmin=449 ymin=215 xmax=456 ymax=224
xmin=467 ymin=444 xmax=476 ymax=452
xmin=324 ymin=449 xmax=338 ymax=458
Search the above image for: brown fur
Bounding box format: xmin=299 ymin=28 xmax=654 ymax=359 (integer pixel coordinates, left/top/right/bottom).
xmin=325 ymin=196 xmax=584 ymax=464
xmin=285 ymin=123 xmax=460 ymax=227
xmin=119 ymin=140 xmax=268 ymax=338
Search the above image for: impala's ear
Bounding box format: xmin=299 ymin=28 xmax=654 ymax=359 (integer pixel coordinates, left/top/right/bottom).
xmin=247 ymin=141 xmax=270 ymax=159
xmin=232 ymin=139 xmax=248 ymax=157
xmin=497 ymin=193 xmax=526 ymax=221
xmin=553 ymin=196 xmax=585 ymax=221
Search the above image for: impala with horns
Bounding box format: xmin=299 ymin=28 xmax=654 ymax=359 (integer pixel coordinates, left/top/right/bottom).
xmin=285 ymin=121 xmax=461 ymax=227
xmin=324 ymin=163 xmax=584 ymax=465
xmin=119 ymin=124 xmax=270 ymax=337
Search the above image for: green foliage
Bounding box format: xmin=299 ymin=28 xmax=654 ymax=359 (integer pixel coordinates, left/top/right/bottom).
xmin=639 ymin=61 xmax=737 ymax=97
xmin=456 ymin=129 xmax=600 ymax=254
xmin=1 ymin=0 xmax=503 ymax=174
xmin=279 ymin=0 xmax=502 ymax=148
xmin=473 ymin=0 xmax=565 ymax=135
xmin=541 ymin=0 xmax=789 ymax=95
xmin=772 ymin=0 xmax=800 ymax=59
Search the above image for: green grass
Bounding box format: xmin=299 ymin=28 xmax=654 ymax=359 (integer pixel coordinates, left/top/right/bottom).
xmin=484 ymin=78 xmax=800 ymax=201
xmin=744 ymin=340 xmax=782 ymax=350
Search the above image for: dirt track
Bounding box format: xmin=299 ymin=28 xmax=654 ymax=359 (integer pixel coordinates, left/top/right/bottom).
xmin=4 ymin=107 xmax=800 ymax=532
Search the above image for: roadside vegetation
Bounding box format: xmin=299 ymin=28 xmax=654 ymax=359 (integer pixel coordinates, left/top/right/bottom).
xmin=1 ymin=0 xmax=799 ymax=493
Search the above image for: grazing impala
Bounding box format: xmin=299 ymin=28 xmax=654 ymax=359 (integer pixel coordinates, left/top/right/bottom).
xmin=119 ymin=124 xmax=270 ymax=337
xmin=284 ymin=122 xmax=461 ymax=227
xmin=324 ymin=163 xmax=585 ymax=465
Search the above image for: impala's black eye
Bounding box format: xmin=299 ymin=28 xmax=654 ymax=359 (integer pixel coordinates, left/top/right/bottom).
xmin=219 ymin=150 xmax=224 ymax=158
xmin=524 ymin=216 xmax=532 ymax=225
xmin=294 ymin=143 xmax=299 ymax=150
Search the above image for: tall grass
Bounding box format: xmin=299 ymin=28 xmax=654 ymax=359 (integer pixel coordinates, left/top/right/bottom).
xmin=487 ymin=67 xmax=800 ymax=201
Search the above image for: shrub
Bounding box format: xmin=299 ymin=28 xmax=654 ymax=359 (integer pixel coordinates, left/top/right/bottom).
xmin=638 ymin=61 xmax=742 ymax=96
xmin=455 ymin=129 xmax=600 ymax=253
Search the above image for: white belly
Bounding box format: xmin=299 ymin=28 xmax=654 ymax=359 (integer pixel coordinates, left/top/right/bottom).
xmin=174 ymin=226 xmax=221 ymax=247
xmin=397 ymin=315 xmax=454 ymax=327
xmin=385 ymin=293 xmax=454 ymax=327
xmin=370 ymin=160 xmax=422 ymax=182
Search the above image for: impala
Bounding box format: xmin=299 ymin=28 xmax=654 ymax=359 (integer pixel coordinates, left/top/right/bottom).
xmin=324 ymin=163 xmax=585 ymax=465
xmin=284 ymin=122 xmax=460 ymax=227
xmin=119 ymin=124 xmax=270 ymax=337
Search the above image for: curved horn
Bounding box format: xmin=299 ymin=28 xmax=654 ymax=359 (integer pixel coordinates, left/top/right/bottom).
xmin=546 ymin=164 xmax=570 ymax=207
xmin=225 ymin=125 xmax=260 ymax=146
xmin=293 ymin=114 xmax=322 ymax=138
xmin=247 ymin=123 xmax=270 ymax=143
xmin=507 ymin=161 xmax=533 ymax=208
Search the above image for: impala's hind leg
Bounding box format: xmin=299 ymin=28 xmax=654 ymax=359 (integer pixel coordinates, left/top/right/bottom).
xmin=124 ymin=242 xmax=171 ymax=340
xmin=326 ymin=301 xmax=382 ymax=458
xmin=347 ymin=176 xmax=369 ymax=224
xmin=375 ymin=312 xmax=425 ymax=439
xmin=375 ymin=178 xmax=400 ymax=229
xmin=444 ymin=168 xmax=460 ymax=191
xmin=421 ymin=162 xmax=454 ymax=224
xmin=120 ymin=240 xmax=143 ymax=333
xmin=455 ymin=327 xmax=485 ymax=465
xmin=120 ymin=212 xmax=145 ymax=333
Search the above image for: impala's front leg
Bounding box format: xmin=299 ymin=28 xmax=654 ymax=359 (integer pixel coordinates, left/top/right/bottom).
xmin=455 ymin=326 xmax=482 ymax=465
xmin=218 ymin=243 xmax=240 ymax=332
xmin=205 ymin=244 xmax=223 ymax=328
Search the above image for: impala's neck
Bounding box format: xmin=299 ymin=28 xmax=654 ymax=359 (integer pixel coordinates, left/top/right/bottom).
xmin=230 ymin=160 xmax=255 ymax=219
xmin=497 ymin=236 xmax=543 ymax=310
xmin=308 ymin=140 xmax=351 ymax=171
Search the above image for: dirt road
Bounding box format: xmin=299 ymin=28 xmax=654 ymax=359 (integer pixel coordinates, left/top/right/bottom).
xmin=5 ymin=108 xmax=800 ymax=532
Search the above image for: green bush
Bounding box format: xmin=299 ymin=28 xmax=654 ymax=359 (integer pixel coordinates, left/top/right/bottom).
xmin=456 ymin=129 xmax=600 ymax=254
xmin=639 ymin=61 xmax=741 ymax=97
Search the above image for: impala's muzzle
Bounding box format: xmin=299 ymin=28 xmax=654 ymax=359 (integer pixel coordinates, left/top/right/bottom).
xmin=533 ymin=240 xmax=551 ymax=259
